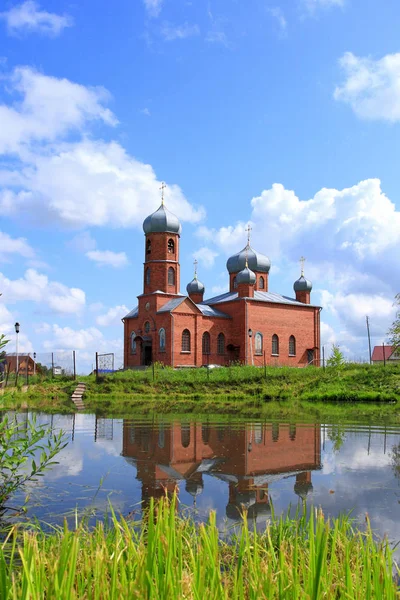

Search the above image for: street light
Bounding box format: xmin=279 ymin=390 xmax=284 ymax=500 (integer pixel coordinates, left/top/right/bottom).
xmin=14 ymin=322 xmax=20 ymax=374
xmin=33 ymin=351 xmax=36 ymax=377
xmin=248 ymin=328 xmax=254 ymax=366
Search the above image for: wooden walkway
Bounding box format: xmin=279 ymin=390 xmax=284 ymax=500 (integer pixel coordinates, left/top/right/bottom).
xmin=71 ymin=382 xmax=86 ymax=411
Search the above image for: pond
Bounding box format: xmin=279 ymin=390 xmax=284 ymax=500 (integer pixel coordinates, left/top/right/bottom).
xmin=8 ymin=412 xmax=400 ymax=548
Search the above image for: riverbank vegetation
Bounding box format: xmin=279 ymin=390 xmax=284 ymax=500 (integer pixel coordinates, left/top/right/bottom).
xmin=1 ymin=494 xmax=399 ymax=599
xmin=1 ymin=363 xmax=399 ymax=422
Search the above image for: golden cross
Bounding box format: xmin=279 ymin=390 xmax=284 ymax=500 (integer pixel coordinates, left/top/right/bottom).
xmin=160 ymin=181 xmax=166 ymax=205
xmin=300 ymin=256 xmax=306 ymax=276
xmin=194 ymin=258 xmax=198 ymax=278
xmin=245 ymin=224 xmax=252 ymax=245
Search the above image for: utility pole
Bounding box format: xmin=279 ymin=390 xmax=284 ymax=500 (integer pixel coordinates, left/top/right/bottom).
xmin=366 ymin=316 xmax=372 ymax=364
xmin=383 ymin=342 xmax=386 ymax=367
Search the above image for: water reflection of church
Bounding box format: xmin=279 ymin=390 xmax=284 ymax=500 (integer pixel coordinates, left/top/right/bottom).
xmin=122 ymin=422 xmax=321 ymax=520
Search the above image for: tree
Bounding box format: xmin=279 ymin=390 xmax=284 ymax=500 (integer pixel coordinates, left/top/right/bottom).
xmin=326 ymin=344 xmax=345 ymax=368
xmin=388 ymin=293 xmax=400 ymax=351
xmin=0 ymin=334 xmax=9 ymax=383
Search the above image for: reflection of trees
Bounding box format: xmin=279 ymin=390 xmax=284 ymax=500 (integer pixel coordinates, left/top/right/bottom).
xmin=327 ymin=425 xmax=346 ymax=453
xmin=390 ymin=443 xmax=400 ymax=480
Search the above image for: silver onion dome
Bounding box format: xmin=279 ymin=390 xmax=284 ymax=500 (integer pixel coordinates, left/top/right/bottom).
xmin=293 ymin=275 xmax=312 ymax=293
xmin=186 ymin=277 xmax=205 ymax=295
xmin=227 ymin=245 xmax=271 ymax=274
xmin=143 ymin=204 xmax=182 ymax=235
xmin=236 ymin=266 xmax=256 ymax=285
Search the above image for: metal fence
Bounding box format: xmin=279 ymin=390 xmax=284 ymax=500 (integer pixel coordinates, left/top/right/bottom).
xmin=1 ymin=351 xmax=77 ymax=386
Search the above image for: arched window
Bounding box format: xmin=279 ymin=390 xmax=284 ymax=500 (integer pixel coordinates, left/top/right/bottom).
xmin=168 ymin=238 xmax=175 ymax=254
xmin=144 ymin=321 xmax=150 ymax=334
xmin=182 ymin=329 xmax=191 ymax=352
xmin=217 ymin=332 xmax=225 ymax=355
xmin=168 ymin=267 xmax=175 ymax=286
xmin=159 ymin=328 xmax=166 ymax=351
xmin=272 ymin=334 xmax=279 ymax=356
xmin=202 ymin=331 xmax=210 ymax=355
xmin=233 ymin=276 xmax=238 ymax=289
xmin=130 ymin=332 xmax=137 ymax=354
xmin=289 ymin=335 xmax=296 ymax=356
xmin=145 ymin=267 xmax=150 ymax=285
xmin=259 ymin=276 xmax=265 ymax=290
xmin=255 ymin=332 xmax=263 ymax=355
xmin=254 ymin=424 xmax=263 ymax=444
xmin=146 ymin=239 xmax=151 ymax=255
xmin=181 ymin=423 xmax=191 ymax=448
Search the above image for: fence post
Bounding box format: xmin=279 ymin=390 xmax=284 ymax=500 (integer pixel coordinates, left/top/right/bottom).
xmin=51 ymin=352 xmax=54 ymax=379
xmin=383 ymin=342 xmax=386 ymax=367
xmin=73 ymin=350 xmax=76 ymax=380
xmin=95 ymin=352 xmax=99 ymax=383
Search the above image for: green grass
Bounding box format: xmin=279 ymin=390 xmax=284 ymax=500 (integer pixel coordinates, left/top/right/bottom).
xmin=1 ymin=494 xmax=399 ymax=599
xmin=1 ymin=363 xmax=400 ymax=423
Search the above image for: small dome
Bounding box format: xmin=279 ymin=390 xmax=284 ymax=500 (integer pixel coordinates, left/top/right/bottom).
xmin=143 ymin=204 xmax=182 ymax=235
xmin=186 ymin=277 xmax=205 ymax=295
xmin=236 ymin=266 xmax=256 ymax=285
xmin=227 ymin=245 xmax=271 ymax=274
xmin=293 ymin=275 xmax=312 ymax=293
xmin=185 ymin=479 xmax=204 ymax=497
xmin=294 ymin=481 xmax=313 ymax=500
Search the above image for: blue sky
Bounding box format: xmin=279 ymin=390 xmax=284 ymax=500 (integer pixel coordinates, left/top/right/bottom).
xmin=0 ymin=0 xmax=399 ymax=370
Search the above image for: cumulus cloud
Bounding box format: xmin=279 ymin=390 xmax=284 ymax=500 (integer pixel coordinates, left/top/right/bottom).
xmin=96 ymin=305 xmax=130 ymax=327
xmin=0 ymin=67 xmax=204 ymax=229
xmin=161 ymin=22 xmax=200 ymax=41
xmin=86 ymin=250 xmax=129 ymax=269
xmin=0 ymin=1 xmax=73 ymax=37
xmin=193 ymin=247 xmax=219 ymax=269
xmin=335 ymin=52 xmax=400 ymax=122
xmin=0 ymin=269 xmax=85 ymax=314
xmin=0 ymin=231 xmax=35 ymax=262
xmin=43 ymin=324 xmax=103 ymax=350
xmin=143 ymin=0 xmax=163 ymax=18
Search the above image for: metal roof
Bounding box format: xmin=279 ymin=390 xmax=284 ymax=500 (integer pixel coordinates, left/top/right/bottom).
xmin=196 ymin=304 xmax=231 ymax=318
xmin=157 ymin=297 xmax=187 ymax=313
xmin=227 ymin=244 xmax=271 ymax=274
xmin=202 ymin=290 xmax=318 ymax=308
xmin=123 ymin=306 xmax=139 ymax=319
xmin=143 ymin=204 xmax=182 ymax=235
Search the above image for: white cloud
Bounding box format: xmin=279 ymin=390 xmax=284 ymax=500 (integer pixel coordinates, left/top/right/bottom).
xmin=86 ymin=250 xmax=129 ymax=269
xmin=303 ymin=0 xmax=345 ymax=12
xmin=96 ymin=305 xmax=129 ymax=327
xmin=205 ymin=30 xmax=229 ymax=47
xmin=193 ymin=247 xmax=219 ymax=269
xmin=0 ymin=231 xmax=35 ymax=261
xmin=0 ymin=303 xmax=14 ymax=335
xmin=143 ymin=0 xmax=163 ymax=18
xmin=0 ymin=1 xmax=73 ymax=37
xmin=140 ymin=107 xmax=151 ymax=117
xmin=34 ymin=321 xmax=50 ymax=334
xmin=197 ymin=222 xmax=251 ymax=254
xmin=0 ymin=269 xmax=85 ymax=314
xmin=335 ymin=52 xmax=400 ymax=122
xmin=161 ymin=22 xmax=200 ymax=41
xmin=43 ymin=324 xmax=103 ymax=350
xmin=268 ymin=7 xmax=287 ymax=35
xmin=0 ymin=67 xmax=204 ymax=229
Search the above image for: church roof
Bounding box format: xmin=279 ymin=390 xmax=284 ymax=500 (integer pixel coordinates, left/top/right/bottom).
xmin=157 ymin=296 xmax=231 ymax=318
xmin=201 ymin=290 xmax=319 ymax=308
xmin=227 ymin=245 xmax=271 ymax=274
xmin=123 ymin=306 xmax=139 ymax=319
xmin=143 ymin=204 xmax=182 ymax=235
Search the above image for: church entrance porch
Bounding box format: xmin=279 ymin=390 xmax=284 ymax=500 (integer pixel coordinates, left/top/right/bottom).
xmin=142 ymin=342 xmax=153 ymax=366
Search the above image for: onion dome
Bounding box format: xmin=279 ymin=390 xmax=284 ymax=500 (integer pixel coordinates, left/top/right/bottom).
xmin=293 ymin=275 xmax=312 ymax=293
xmin=185 ymin=479 xmax=204 ymax=498
xmin=186 ymin=276 xmax=205 ymax=295
xmin=227 ymin=245 xmax=271 ymax=274
xmin=143 ymin=203 xmax=182 ymax=235
xmin=236 ymin=265 xmax=256 ymax=285
xmin=294 ymin=480 xmax=313 ymax=500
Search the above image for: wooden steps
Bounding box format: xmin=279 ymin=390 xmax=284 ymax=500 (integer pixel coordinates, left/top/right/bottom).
xmin=71 ymin=382 xmax=86 ymax=411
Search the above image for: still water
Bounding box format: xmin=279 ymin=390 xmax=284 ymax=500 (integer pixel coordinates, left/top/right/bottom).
xmin=9 ymin=413 xmax=400 ymax=546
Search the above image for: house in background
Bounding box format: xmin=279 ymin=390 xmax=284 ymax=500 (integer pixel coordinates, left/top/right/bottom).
xmin=5 ymin=354 xmax=37 ymax=374
xmin=371 ymin=345 xmax=400 ymax=365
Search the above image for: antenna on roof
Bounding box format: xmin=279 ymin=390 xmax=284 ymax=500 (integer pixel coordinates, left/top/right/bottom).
xmin=159 ymin=181 xmax=166 ymax=206
xmin=300 ymin=256 xmax=306 ymax=276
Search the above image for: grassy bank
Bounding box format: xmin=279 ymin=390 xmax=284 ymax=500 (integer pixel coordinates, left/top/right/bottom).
xmin=1 ymin=495 xmax=399 ymax=599
xmin=1 ymin=363 xmax=400 ymax=422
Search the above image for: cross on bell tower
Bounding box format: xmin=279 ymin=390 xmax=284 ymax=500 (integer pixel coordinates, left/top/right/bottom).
xmin=300 ymin=256 xmax=306 ymax=276
xmin=160 ymin=181 xmax=166 ymax=205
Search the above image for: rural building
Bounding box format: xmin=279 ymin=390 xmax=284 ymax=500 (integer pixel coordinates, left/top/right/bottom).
xmin=4 ymin=353 xmax=36 ymax=374
xmin=123 ymin=199 xmax=321 ymax=368
xmin=371 ymin=345 xmax=400 ymax=365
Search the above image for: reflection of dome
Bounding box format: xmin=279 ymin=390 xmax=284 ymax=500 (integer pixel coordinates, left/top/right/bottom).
xmin=143 ymin=204 xmax=182 ymax=234
xmin=227 ymin=245 xmax=271 ymax=274
xmin=294 ymin=481 xmax=313 ymax=500
xmin=186 ymin=277 xmax=205 ymax=295
xmin=247 ymin=502 xmax=271 ymax=521
xmin=293 ymin=275 xmax=312 ymax=292
xmin=236 ymin=266 xmax=256 ymax=285
xmin=185 ymin=478 xmax=204 ymax=499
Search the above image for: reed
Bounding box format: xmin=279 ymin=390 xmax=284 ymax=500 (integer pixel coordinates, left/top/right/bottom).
xmin=1 ymin=495 xmax=399 ymax=599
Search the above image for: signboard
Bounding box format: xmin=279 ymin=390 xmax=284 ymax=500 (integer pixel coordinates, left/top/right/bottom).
xmin=53 ymin=366 xmax=62 ymax=376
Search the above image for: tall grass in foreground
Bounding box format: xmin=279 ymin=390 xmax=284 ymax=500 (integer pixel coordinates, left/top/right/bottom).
xmin=1 ymin=495 xmax=399 ymax=599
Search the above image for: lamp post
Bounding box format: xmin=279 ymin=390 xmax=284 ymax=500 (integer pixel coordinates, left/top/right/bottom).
xmin=14 ymin=322 xmax=20 ymax=375
xmin=33 ymin=352 xmax=36 ymax=377
xmin=248 ymin=328 xmax=254 ymax=366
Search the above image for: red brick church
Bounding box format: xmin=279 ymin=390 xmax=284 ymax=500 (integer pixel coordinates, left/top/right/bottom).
xmin=123 ymin=195 xmax=321 ymax=368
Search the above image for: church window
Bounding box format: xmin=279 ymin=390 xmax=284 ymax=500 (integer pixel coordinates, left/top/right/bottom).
xmin=181 ymin=423 xmax=191 ymax=448
xmin=289 ymin=335 xmax=296 ymax=356
xmin=217 ymin=332 xmax=225 ymax=355
xmin=159 ymin=328 xmax=166 ymax=351
xmin=130 ymin=332 xmax=137 ymax=354
xmin=254 ymin=424 xmax=263 ymax=444
xmin=233 ymin=276 xmax=237 ymax=289
xmin=255 ymin=332 xmax=263 ymax=355
xmin=272 ymin=334 xmax=279 ymax=356
xmin=146 ymin=239 xmax=151 ymax=255
xmin=202 ymin=332 xmax=210 ymax=355
xmin=259 ymin=276 xmax=265 ymax=290
xmin=168 ymin=238 xmax=175 ymax=254
xmin=182 ymin=329 xmax=191 ymax=352
xmin=145 ymin=268 xmax=150 ymax=285
xmin=168 ymin=267 xmax=175 ymax=286
xmin=144 ymin=321 xmax=150 ymax=334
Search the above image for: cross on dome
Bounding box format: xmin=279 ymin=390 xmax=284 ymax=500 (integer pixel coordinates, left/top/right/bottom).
xmin=159 ymin=181 xmax=167 ymax=205
xmin=194 ymin=258 xmax=198 ymax=279
xmin=245 ymin=224 xmax=252 ymax=246
xmin=300 ymin=256 xmax=306 ymax=276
